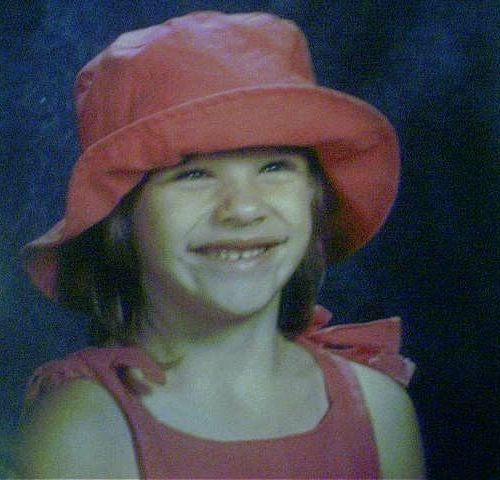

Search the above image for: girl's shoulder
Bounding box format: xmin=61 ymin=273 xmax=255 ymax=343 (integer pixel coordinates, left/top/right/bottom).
xmin=18 ymin=376 xmax=139 ymax=478
xmin=300 ymin=306 xmax=426 ymax=478
xmin=351 ymin=362 xmax=426 ymax=478
xmin=17 ymin=347 xmax=159 ymax=478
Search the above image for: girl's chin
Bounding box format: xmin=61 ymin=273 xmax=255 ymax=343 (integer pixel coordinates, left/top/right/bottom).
xmin=205 ymin=296 xmax=279 ymax=318
xmin=198 ymin=282 xmax=281 ymax=316
xmin=197 ymin=286 xmax=281 ymax=319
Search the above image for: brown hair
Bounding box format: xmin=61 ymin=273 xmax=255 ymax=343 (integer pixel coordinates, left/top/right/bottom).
xmin=57 ymin=147 xmax=339 ymax=345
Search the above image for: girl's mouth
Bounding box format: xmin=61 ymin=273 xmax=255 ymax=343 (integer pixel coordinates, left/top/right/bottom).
xmin=189 ymin=238 xmax=286 ymax=263
xmin=198 ymin=247 xmax=268 ymax=262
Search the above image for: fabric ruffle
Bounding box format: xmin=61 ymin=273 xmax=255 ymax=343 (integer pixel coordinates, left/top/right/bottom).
xmin=300 ymin=305 xmax=416 ymax=386
xmin=25 ymin=346 xmax=166 ymax=407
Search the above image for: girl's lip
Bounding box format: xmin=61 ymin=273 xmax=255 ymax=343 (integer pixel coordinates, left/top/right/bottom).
xmin=188 ymin=237 xmax=287 ymax=254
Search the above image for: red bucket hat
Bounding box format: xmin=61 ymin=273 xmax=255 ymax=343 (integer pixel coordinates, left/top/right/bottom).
xmin=23 ymin=11 xmax=400 ymax=299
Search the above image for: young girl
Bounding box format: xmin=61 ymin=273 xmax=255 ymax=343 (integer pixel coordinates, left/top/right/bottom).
xmin=18 ymin=11 xmax=424 ymax=479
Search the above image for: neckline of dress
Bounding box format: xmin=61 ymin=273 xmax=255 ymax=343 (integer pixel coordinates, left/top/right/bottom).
xmin=134 ymin=338 xmax=349 ymax=445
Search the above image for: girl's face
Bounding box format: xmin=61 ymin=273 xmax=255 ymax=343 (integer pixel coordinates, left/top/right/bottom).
xmin=133 ymin=148 xmax=315 ymax=316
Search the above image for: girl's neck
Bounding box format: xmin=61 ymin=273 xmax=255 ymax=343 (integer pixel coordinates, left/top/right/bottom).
xmin=135 ymin=286 xmax=292 ymax=393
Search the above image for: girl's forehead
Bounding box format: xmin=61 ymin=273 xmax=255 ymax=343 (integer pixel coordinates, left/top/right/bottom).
xmin=183 ymin=146 xmax=312 ymax=164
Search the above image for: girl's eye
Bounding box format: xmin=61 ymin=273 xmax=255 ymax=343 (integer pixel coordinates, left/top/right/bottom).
xmin=173 ymin=169 xmax=211 ymax=181
xmin=260 ymin=159 xmax=296 ymax=173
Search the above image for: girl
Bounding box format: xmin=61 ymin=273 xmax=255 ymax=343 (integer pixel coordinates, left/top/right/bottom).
xmin=18 ymin=11 xmax=424 ymax=479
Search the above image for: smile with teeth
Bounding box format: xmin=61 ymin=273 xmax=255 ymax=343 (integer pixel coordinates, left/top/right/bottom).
xmin=203 ymin=247 xmax=268 ymax=261
xmin=191 ymin=239 xmax=284 ymax=262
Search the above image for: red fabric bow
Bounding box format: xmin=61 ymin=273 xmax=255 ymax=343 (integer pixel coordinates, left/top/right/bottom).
xmin=300 ymin=305 xmax=416 ymax=386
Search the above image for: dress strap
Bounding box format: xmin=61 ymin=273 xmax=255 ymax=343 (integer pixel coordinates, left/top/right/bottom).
xmin=25 ymin=346 xmax=166 ymax=407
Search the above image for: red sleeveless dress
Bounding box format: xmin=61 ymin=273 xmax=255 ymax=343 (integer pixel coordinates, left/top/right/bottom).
xmin=26 ymin=307 xmax=415 ymax=479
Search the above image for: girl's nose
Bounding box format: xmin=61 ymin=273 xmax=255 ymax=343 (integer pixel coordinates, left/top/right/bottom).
xmin=213 ymin=183 xmax=267 ymax=228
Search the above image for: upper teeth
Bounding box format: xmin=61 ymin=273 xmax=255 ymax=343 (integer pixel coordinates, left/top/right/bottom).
xmin=206 ymin=248 xmax=266 ymax=261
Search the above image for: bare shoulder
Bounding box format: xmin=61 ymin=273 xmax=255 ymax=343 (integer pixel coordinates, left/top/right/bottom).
xmin=17 ymin=379 xmax=139 ymax=479
xmin=351 ymin=361 xmax=426 ymax=479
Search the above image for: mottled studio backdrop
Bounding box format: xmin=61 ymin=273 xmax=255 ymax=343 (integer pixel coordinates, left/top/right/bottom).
xmin=1 ymin=1 xmax=498 ymax=478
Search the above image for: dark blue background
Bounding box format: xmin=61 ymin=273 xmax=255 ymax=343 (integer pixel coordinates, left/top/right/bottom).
xmin=1 ymin=1 xmax=498 ymax=478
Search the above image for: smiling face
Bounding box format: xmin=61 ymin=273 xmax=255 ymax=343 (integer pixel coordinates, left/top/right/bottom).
xmin=132 ymin=147 xmax=315 ymax=317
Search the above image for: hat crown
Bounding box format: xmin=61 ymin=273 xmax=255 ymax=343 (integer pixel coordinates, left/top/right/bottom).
xmin=75 ymin=11 xmax=316 ymax=149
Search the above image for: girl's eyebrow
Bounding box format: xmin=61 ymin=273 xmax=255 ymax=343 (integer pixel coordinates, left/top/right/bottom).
xmin=179 ymin=156 xmax=194 ymax=166
xmin=173 ymin=155 xmax=193 ymax=168
xmin=178 ymin=154 xmax=213 ymax=166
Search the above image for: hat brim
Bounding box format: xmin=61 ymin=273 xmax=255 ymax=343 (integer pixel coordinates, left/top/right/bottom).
xmin=24 ymin=84 xmax=399 ymax=298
